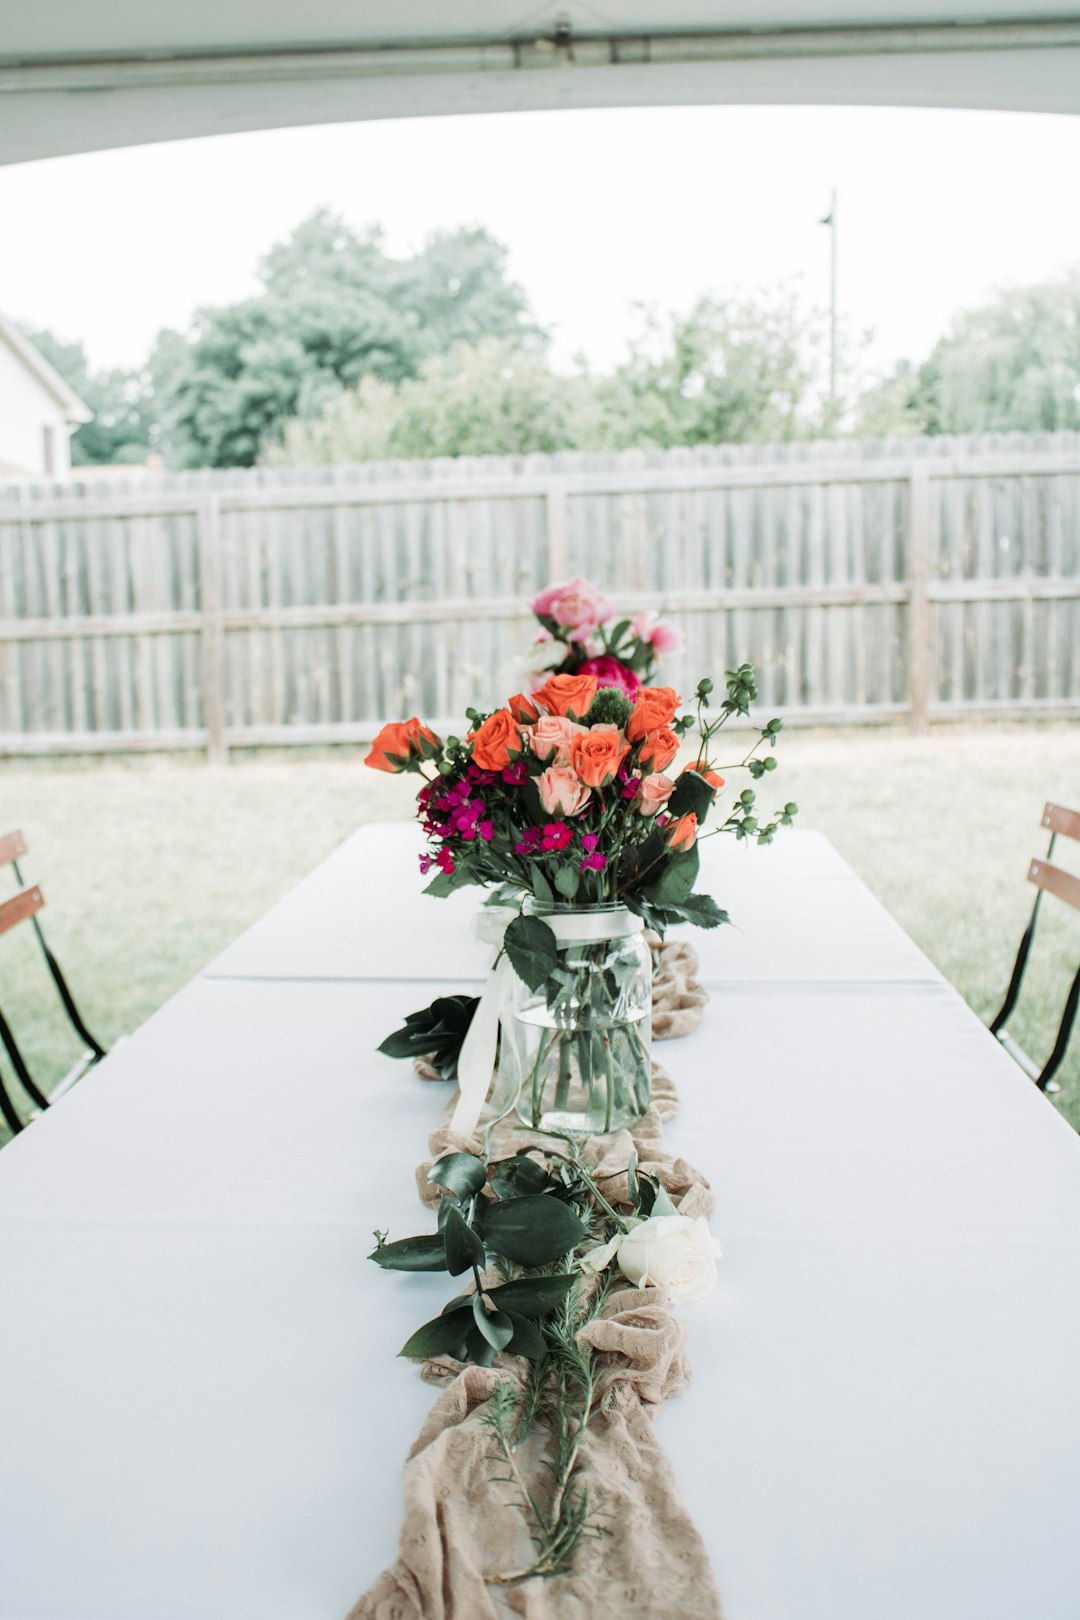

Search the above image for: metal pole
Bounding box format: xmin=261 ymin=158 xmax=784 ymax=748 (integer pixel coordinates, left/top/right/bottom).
xmin=820 ymin=189 xmax=838 ymax=422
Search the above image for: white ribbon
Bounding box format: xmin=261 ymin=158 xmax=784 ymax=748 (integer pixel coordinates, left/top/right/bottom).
xmin=449 ymin=902 xmax=644 ymax=1141
xmin=450 ymin=906 xmax=517 ymax=1141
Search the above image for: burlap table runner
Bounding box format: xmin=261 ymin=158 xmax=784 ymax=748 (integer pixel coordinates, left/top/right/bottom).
xmin=348 ymin=940 xmax=724 ymax=1620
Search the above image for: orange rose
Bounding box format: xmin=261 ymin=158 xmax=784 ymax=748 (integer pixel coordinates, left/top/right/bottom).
xmin=507 ymin=691 xmax=541 ymax=724
xmin=569 ymin=724 xmax=629 ymax=788
xmin=683 ymin=761 xmax=725 ymax=792
xmin=626 ymin=685 xmax=681 ymax=741
xmin=637 ymin=726 xmax=679 ymax=772
xmin=470 ymin=708 xmax=522 ymax=771
xmin=665 ymin=812 xmax=698 ymax=852
xmin=364 ymin=717 xmax=440 ymax=773
xmin=532 ymin=672 xmax=598 ymax=721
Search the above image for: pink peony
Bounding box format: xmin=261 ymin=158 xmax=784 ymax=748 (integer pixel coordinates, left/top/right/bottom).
xmin=578 ymin=655 xmax=641 ymax=698
xmin=536 ymin=766 xmax=592 ymax=818
xmin=532 ymin=577 xmax=613 ymax=633
xmin=527 ymin=714 xmax=586 ymax=765
xmin=632 ymin=612 xmax=683 ymax=658
xmin=636 ymin=772 xmax=676 ymax=817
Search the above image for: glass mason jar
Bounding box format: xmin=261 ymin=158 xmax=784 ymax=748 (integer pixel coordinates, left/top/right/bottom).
xmin=501 ymin=903 xmax=652 ymax=1136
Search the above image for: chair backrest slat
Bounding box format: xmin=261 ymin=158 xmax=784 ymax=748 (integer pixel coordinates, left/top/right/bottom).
xmin=1043 ymin=803 xmax=1080 ymax=843
xmin=0 ymin=885 xmax=45 ymax=938
xmin=1028 ymin=858 xmax=1080 ymax=916
xmin=0 ymin=830 xmax=28 ymax=867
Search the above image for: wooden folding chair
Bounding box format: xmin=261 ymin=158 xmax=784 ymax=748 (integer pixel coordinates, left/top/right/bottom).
xmin=990 ymin=803 xmax=1080 ymax=1095
xmin=0 ymin=831 xmax=106 ymax=1135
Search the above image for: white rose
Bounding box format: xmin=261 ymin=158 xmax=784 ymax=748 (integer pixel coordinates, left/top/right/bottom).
xmin=521 ymin=635 xmax=566 ymax=674
xmin=618 ymin=1214 xmax=722 ymax=1301
xmin=580 ymin=1213 xmax=722 ymax=1304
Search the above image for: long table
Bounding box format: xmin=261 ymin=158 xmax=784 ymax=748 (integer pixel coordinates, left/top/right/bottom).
xmin=2 ymin=827 xmax=1079 ymax=1620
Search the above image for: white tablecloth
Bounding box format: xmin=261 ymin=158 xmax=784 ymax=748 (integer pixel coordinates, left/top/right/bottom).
xmin=2 ymin=826 xmax=1078 ymax=1620
xmin=207 ymin=824 xmax=940 ymax=987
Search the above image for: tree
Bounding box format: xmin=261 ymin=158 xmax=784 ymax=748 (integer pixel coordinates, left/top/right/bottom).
xmin=264 ymin=338 xmax=608 ymax=465
xmin=596 ymin=291 xmax=838 ymax=449
xmin=854 ymin=269 xmax=1080 ymax=436
xmin=155 ymin=211 xmax=541 ymax=467
xmin=24 ymin=329 xmax=153 ymax=464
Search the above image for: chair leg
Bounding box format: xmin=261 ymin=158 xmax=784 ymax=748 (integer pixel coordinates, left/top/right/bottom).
xmin=0 ymin=1059 xmax=24 ymax=1136
xmin=990 ymin=918 xmax=1037 ymax=1036
xmin=12 ymin=858 xmax=106 ymax=1062
xmin=1038 ymin=966 xmax=1080 ymax=1093
xmin=0 ymin=1004 xmax=51 ymax=1113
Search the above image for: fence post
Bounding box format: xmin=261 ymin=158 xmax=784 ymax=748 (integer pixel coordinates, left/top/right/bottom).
xmin=907 ymin=461 xmax=932 ymax=732
xmin=546 ymin=483 xmax=569 ymax=579
xmin=196 ymin=496 xmax=228 ymax=765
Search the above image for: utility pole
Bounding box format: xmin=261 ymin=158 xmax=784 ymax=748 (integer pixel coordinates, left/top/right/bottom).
xmin=820 ymin=189 xmax=838 ymax=425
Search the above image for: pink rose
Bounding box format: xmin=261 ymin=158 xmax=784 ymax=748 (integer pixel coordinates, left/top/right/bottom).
xmin=632 ymin=612 xmax=683 ymax=658
xmin=636 ymin=772 xmax=675 ymax=816
xmin=578 ymin=655 xmax=641 ymax=698
xmin=536 ymin=766 xmax=592 ymax=818
xmin=527 ymin=714 xmax=586 ymax=765
xmin=532 ymin=577 xmax=613 ymax=633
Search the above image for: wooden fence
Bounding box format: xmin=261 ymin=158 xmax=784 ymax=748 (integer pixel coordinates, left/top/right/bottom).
xmin=1 ymin=432 xmax=1078 ymax=761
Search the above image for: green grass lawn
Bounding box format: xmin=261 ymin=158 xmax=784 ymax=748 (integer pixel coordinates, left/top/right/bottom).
xmin=2 ymin=723 xmax=1079 ymax=1144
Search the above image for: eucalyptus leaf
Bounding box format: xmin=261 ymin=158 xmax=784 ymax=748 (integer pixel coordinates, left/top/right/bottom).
xmin=505 ymin=1313 xmax=548 ymax=1360
xmin=503 ymin=915 xmax=560 ymax=994
xmin=369 ymin=1232 xmax=449 ymax=1273
xmin=488 ymin=1154 xmax=555 ymax=1198
xmin=554 ymin=864 xmax=581 ymax=901
xmin=428 ymin=1151 xmax=487 ymax=1200
xmin=399 ymin=1306 xmax=472 ymax=1359
xmin=479 ymin=1194 xmax=586 ymax=1266
xmin=485 ymin=1273 xmax=577 ymax=1318
xmin=472 ymin=1295 xmax=515 ymax=1351
xmin=531 ymin=866 xmax=555 ymax=904
xmin=444 ymin=1205 xmax=486 ymax=1276
xmin=466 ymin=1326 xmax=498 ymax=1367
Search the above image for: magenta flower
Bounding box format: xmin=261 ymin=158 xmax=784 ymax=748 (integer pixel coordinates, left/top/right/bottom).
xmin=577 ymin=654 xmax=641 ymax=698
xmin=541 ymin=821 xmax=573 ymax=853
xmin=579 ymin=852 xmax=607 ymax=871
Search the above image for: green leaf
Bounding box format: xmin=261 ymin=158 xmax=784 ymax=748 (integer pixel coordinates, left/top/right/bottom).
xmin=428 ymin=1151 xmax=487 ymax=1199
xmin=485 ymin=1273 xmax=577 ymax=1318
xmin=399 ymin=1306 xmax=472 ymax=1359
xmin=661 ymin=893 xmax=730 ymax=930
xmin=644 ymin=845 xmax=700 ymax=906
xmin=444 ymin=1205 xmax=486 ymax=1276
xmin=626 ymin=1149 xmax=639 ymax=1210
xmin=503 ymin=915 xmax=560 ymax=994
xmin=667 ymin=769 xmax=716 ymax=821
xmin=652 ymin=1184 xmax=680 ymax=1218
xmin=423 ymin=867 xmax=470 ymax=899
xmin=505 ymin=1313 xmax=548 ymax=1360
xmin=472 ymin=1295 xmax=515 ymax=1351
xmin=480 ymin=1194 xmax=586 ymax=1265
xmin=554 ymin=864 xmax=581 ymax=901
xmin=369 ymin=1232 xmax=449 ymax=1272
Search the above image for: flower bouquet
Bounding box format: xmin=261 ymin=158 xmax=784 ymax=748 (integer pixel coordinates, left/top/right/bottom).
xmin=525 ymin=576 xmax=681 ymax=698
xmin=366 ymin=665 xmax=795 ymax=1137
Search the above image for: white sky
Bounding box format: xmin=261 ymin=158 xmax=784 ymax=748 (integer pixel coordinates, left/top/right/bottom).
xmin=1 ymin=103 xmax=1078 ymax=381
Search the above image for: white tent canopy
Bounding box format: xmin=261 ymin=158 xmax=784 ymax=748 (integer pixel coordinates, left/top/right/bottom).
xmin=2 ymin=2 xmax=1080 ymax=165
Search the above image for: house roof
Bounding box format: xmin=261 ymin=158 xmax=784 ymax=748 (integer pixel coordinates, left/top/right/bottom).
xmin=0 ymin=316 xmax=93 ymax=422
xmin=1 ymin=3 xmax=1079 ymax=165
